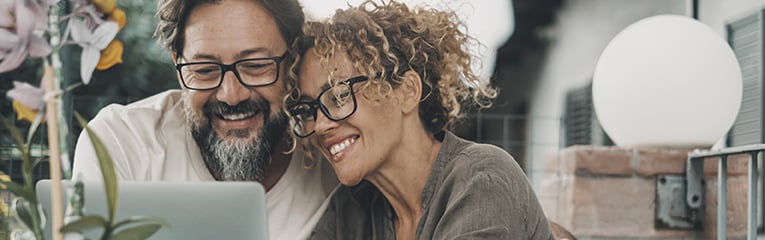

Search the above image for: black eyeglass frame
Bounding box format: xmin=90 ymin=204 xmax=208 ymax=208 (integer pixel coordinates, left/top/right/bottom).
xmin=174 ymin=53 xmax=286 ymax=91
xmin=289 ymin=76 xmax=370 ymax=137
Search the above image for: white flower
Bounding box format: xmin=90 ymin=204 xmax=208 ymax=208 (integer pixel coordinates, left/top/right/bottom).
xmin=69 ymin=19 xmax=118 ymax=84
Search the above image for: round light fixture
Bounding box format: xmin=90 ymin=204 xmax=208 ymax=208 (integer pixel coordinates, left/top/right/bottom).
xmin=592 ymin=15 xmax=743 ymax=148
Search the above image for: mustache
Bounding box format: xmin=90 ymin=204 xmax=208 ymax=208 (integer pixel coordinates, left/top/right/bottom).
xmin=202 ymin=98 xmax=270 ymax=117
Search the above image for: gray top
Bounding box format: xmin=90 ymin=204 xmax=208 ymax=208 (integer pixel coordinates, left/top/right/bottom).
xmin=310 ymin=131 xmax=554 ymax=240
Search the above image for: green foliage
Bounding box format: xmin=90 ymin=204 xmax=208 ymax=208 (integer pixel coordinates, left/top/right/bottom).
xmin=0 ymin=113 xmax=166 ymax=239
xmin=60 ymin=215 xmax=107 ymax=233
xmin=0 ymin=115 xmax=44 ymax=240
xmin=64 ymin=112 xmax=166 ymax=240
xmin=73 ymin=113 xmax=117 ymax=223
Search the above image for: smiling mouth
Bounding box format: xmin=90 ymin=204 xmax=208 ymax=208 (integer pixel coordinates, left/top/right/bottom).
xmin=329 ymin=136 xmax=359 ymax=157
xmin=216 ymin=111 xmax=260 ymax=121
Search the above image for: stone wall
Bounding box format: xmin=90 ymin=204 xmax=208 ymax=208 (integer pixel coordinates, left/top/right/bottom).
xmin=538 ymin=146 xmax=750 ymax=239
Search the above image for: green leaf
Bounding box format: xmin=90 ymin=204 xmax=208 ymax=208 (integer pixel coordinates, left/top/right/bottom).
xmin=0 ymin=116 xmax=32 ymax=185
xmin=109 ymin=224 xmax=162 ymax=240
xmin=74 ymin=112 xmax=118 ymax=223
xmin=113 ymin=216 xmax=171 ymax=231
xmin=60 ymin=215 xmax=107 ymax=233
xmin=0 ymin=115 xmax=37 ymax=188
xmin=24 ymin=107 xmax=45 ymax=149
xmin=12 ymin=199 xmax=37 ymax=233
xmin=0 ymin=115 xmax=28 ymax=158
xmin=0 ymin=178 xmax=33 ymax=200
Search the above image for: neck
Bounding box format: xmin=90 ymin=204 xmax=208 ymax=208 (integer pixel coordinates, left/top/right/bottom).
xmin=367 ymin=126 xmax=442 ymax=238
xmin=262 ymin=137 xmax=292 ymax=191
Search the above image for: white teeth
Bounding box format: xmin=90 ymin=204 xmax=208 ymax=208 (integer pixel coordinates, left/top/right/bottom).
xmin=329 ymin=137 xmax=356 ymax=156
xmin=221 ymin=113 xmax=255 ymax=121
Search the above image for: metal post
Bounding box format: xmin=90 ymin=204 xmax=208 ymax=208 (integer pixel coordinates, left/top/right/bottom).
xmin=749 ymin=152 xmax=759 ymax=240
xmin=687 ymin=156 xmax=704 ymax=209
xmin=718 ymin=156 xmax=728 ymax=240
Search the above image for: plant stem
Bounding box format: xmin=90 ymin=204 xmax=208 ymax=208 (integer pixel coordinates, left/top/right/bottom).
xmin=46 ymin=3 xmax=65 ymax=240
xmin=100 ymin=226 xmax=113 ymax=240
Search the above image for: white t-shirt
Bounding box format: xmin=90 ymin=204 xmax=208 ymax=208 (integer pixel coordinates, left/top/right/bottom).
xmin=72 ymin=90 xmax=338 ymax=240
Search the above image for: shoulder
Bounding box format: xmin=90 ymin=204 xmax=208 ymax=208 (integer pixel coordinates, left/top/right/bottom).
xmin=442 ymin=135 xmax=525 ymax=186
xmin=88 ymin=90 xmax=184 ymax=135
xmin=423 ymin=134 xmax=554 ymax=239
xmin=434 ymin=133 xmax=537 ymax=210
xmin=91 ymin=90 xmax=182 ymax=125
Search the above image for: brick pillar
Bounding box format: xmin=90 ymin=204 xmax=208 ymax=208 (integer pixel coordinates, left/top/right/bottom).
xmin=539 ymin=146 xmax=749 ymax=239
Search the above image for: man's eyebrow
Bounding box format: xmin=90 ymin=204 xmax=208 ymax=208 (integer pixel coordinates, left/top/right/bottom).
xmin=235 ymin=48 xmax=270 ymax=59
xmin=187 ymin=53 xmax=217 ymax=61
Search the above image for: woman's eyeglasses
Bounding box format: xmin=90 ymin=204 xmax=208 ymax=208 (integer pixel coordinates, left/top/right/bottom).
xmin=288 ymin=76 xmax=369 ymax=137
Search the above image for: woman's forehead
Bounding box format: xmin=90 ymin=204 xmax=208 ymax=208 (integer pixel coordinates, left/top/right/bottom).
xmin=302 ymin=49 xmax=360 ymax=81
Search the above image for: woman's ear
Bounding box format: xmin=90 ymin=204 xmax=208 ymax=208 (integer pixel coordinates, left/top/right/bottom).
xmin=399 ymin=70 xmax=423 ymax=114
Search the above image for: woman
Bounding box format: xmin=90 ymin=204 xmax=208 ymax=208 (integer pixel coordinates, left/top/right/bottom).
xmin=284 ymin=1 xmax=554 ymax=239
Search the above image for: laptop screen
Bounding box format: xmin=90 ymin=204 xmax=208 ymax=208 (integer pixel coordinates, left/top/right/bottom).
xmin=36 ymin=180 xmax=268 ymax=240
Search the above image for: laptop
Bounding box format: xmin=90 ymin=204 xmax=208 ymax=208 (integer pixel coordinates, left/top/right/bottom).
xmin=36 ymin=180 xmax=268 ymax=240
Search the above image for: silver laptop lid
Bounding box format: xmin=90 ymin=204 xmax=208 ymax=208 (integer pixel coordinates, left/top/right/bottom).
xmin=36 ymin=180 xmax=268 ymax=240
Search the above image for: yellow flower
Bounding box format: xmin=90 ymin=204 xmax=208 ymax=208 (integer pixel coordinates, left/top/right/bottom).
xmin=0 ymin=172 xmax=9 ymax=188
xmin=91 ymin=0 xmax=117 ymax=14
xmin=0 ymin=201 xmax=7 ymax=217
xmin=109 ymin=8 xmax=127 ymax=30
xmin=96 ymin=40 xmax=124 ymax=70
xmin=12 ymin=100 xmax=41 ymax=123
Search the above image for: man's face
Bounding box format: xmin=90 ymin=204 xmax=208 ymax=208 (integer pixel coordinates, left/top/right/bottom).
xmin=178 ymin=0 xmax=288 ymax=181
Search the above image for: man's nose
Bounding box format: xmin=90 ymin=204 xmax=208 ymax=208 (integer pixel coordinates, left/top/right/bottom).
xmin=216 ymin=71 xmax=250 ymax=106
xmin=314 ymin=109 xmax=339 ymax=135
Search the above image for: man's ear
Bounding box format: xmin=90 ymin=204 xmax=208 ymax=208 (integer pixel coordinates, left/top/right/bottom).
xmin=172 ymin=52 xmax=184 ymax=88
xmin=399 ymin=70 xmax=422 ymax=114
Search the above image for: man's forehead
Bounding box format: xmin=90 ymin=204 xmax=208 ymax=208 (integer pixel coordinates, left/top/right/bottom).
xmin=181 ymin=0 xmax=286 ymax=58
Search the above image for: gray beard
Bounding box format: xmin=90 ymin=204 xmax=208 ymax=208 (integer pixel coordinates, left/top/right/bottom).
xmin=183 ymin=93 xmax=287 ymax=182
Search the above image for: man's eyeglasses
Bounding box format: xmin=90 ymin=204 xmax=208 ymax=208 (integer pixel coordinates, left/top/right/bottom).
xmin=288 ymin=76 xmax=369 ymax=137
xmin=175 ymin=53 xmax=286 ymax=90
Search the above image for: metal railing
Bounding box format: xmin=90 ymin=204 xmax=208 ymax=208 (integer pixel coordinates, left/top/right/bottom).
xmin=686 ymin=144 xmax=765 ymax=240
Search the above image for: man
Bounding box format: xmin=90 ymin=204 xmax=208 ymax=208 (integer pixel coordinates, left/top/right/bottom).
xmin=72 ymin=0 xmax=338 ymax=239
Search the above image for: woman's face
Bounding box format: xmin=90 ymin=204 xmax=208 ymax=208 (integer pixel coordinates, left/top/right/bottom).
xmin=296 ymin=49 xmax=405 ymax=186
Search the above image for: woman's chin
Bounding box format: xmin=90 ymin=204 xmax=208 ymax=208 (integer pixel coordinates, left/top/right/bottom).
xmin=338 ymin=175 xmax=364 ymax=186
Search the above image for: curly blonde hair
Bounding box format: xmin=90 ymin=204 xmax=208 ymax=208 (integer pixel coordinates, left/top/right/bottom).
xmin=284 ymin=0 xmax=497 ymax=153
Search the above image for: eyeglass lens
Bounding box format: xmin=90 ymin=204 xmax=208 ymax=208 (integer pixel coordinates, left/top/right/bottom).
xmin=291 ymin=77 xmax=366 ymax=137
xmin=179 ymin=58 xmax=279 ymax=89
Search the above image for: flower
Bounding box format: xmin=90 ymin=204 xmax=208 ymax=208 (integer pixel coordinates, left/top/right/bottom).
xmin=7 ymin=81 xmax=44 ymax=110
xmin=96 ymin=39 xmax=122 ymax=70
xmin=0 ymin=0 xmax=54 ymax=73
xmin=69 ymin=19 xmax=119 ymax=84
xmin=7 ymin=78 xmax=47 ymax=123
xmin=12 ymin=100 xmax=40 ymax=122
xmin=108 ymin=7 xmax=126 ymax=30
xmin=91 ymin=0 xmax=116 ymax=15
xmin=0 ymin=172 xmax=10 ymax=189
xmin=0 ymin=2 xmax=155 ymax=239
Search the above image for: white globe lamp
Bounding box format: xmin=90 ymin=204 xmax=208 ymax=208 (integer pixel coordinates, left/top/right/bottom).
xmin=592 ymin=15 xmax=743 ymax=148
